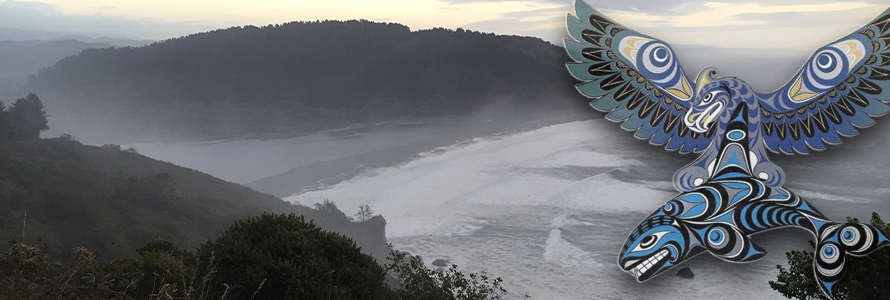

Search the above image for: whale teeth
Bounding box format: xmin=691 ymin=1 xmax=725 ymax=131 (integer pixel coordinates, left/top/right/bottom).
xmin=631 ymin=249 xmax=669 ymax=279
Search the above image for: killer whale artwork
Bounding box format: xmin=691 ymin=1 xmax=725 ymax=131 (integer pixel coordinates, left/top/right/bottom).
xmin=564 ymin=0 xmax=890 ymax=298
xmin=619 ymin=103 xmax=889 ymax=298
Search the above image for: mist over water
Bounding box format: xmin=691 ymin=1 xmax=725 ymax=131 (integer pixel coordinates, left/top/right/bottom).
xmin=112 ymin=111 xmax=890 ymax=298
xmin=124 ymin=123 xmax=464 ymax=184
xmin=105 ymin=97 xmax=890 ymax=299
xmin=277 ymin=119 xmax=890 ymax=299
xmin=11 ymin=30 xmax=889 ymax=298
xmin=121 ymin=122 xmax=478 ymax=182
xmin=5 ymin=8 xmax=890 ymax=299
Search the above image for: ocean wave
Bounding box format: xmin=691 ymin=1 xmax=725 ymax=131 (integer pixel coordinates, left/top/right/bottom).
xmin=285 ymin=120 xmax=663 ymax=237
xmin=543 ymin=228 xmax=603 ymax=269
xmin=543 ymin=214 xmax=605 ymax=269
xmin=545 ymin=173 xmax=675 ymax=212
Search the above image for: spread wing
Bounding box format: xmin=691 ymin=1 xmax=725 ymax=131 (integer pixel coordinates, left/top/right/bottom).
xmin=565 ymin=0 xmax=716 ymax=154
xmin=759 ymin=7 xmax=890 ymax=154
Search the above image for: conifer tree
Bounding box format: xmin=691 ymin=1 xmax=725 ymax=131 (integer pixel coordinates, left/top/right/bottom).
xmin=8 ymin=93 xmax=48 ymax=140
xmin=0 ymin=100 xmax=8 ymax=140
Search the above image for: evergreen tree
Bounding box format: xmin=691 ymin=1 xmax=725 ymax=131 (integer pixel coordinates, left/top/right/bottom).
xmin=8 ymin=93 xmax=48 ymax=140
xmin=0 ymin=100 xmax=8 ymax=140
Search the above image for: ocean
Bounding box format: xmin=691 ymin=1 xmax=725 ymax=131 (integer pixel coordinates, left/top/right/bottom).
xmin=130 ymin=118 xmax=890 ymax=299
xmin=283 ymin=119 xmax=890 ymax=299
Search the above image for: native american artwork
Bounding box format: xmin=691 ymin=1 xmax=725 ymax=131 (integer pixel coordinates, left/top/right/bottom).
xmin=564 ymin=0 xmax=890 ymax=298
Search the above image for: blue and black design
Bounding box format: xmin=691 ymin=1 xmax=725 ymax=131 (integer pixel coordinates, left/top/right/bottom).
xmin=617 ymin=104 xmax=890 ymax=299
xmin=566 ymin=0 xmax=890 ymax=191
xmin=566 ymin=1 xmax=890 ymax=298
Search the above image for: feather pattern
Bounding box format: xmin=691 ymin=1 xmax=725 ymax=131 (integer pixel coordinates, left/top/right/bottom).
xmin=565 ymin=0 xmax=716 ymax=154
xmin=758 ymin=8 xmax=890 ymax=154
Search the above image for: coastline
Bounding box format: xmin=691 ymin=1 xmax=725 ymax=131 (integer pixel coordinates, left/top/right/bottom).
xmin=247 ymin=112 xmax=597 ymax=197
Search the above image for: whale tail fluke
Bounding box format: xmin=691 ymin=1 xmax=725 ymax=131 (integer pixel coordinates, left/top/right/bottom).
xmin=814 ymin=221 xmax=890 ymax=299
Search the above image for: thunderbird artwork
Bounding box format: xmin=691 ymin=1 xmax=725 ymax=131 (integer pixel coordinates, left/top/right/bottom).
xmin=564 ymin=0 xmax=890 ymax=298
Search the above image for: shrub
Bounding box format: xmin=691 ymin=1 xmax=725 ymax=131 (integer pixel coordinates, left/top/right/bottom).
xmin=196 ymin=213 xmax=395 ymax=300
xmin=386 ymin=249 xmax=506 ymax=300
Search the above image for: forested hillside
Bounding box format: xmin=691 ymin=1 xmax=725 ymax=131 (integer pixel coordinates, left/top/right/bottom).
xmin=28 ymin=20 xmax=583 ymax=142
xmin=0 ymin=136 xmax=390 ymax=261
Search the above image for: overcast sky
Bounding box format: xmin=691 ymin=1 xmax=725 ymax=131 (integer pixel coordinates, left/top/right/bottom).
xmin=0 ymin=0 xmax=886 ymax=50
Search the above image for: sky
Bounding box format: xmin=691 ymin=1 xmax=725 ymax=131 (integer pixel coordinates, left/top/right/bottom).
xmin=0 ymin=0 xmax=888 ymax=52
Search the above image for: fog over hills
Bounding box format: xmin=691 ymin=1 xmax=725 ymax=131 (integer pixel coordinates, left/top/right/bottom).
xmin=0 ymin=137 xmax=391 ymax=263
xmin=2 ymin=8 xmax=888 ymax=299
xmin=0 ymin=39 xmax=115 ymax=96
xmin=26 ymin=20 xmax=588 ymax=144
xmin=21 ymin=22 xmax=824 ymax=145
xmin=0 ymin=28 xmax=152 ymax=46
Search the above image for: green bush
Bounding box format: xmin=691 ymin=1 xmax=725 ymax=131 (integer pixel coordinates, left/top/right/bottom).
xmin=0 ymin=243 xmax=63 ymax=299
xmin=104 ymin=239 xmax=197 ymax=299
xmin=0 ymin=213 xmax=509 ymax=300
xmin=386 ymin=249 xmax=506 ymax=300
xmin=0 ymin=244 xmax=110 ymax=299
xmin=196 ymin=213 xmax=395 ymax=300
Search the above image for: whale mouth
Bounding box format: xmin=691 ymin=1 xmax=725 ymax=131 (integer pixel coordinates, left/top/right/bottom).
xmin=626 ymin=249 xmax=670 ymax=281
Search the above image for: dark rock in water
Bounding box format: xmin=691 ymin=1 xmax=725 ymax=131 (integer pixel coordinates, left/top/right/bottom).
xmin=432 ymin=258 xmax=448 ymax=267
xmin=677 ymin=267 xmax=694 ymax=279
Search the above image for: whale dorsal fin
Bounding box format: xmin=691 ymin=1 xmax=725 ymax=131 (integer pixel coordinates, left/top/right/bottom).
xmin=710 ymin=103 xmax=754 ymax=181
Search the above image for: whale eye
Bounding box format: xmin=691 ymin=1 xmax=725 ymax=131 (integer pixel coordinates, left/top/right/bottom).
xmin=633 ymin=231 xmax=670 ymax=252
xmin=641 ymin=235 xmax=656 ymax=247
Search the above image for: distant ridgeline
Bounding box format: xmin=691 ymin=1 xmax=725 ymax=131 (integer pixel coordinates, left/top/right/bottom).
xmin=0 ymin=40 xmax=111 ymax=87
xmin=28 ymin=20 xmax=584 ymax=142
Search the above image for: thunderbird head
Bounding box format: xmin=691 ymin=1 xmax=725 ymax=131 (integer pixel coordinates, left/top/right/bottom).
xmin=683 ymin=68 xmax=733 ymax=133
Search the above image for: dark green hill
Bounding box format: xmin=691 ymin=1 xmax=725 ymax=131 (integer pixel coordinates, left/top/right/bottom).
xmin=27 ymin=20 xmax=583 ymax=143
xmin=0 ymin=137 xmax=390 ymax=261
